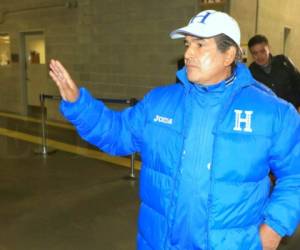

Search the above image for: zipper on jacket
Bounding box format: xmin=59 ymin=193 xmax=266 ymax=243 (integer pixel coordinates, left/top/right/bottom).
xmin=206 ymin=164 xmax=214 ymax=250
xmin=163 ymin=89 xmax=189 ymax=250
xmin=206 ymin=84 xmax=245 ymax=249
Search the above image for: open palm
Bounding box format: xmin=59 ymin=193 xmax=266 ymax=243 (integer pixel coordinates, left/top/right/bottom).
xmin=49 ymin=59 xmax=79 ymax=102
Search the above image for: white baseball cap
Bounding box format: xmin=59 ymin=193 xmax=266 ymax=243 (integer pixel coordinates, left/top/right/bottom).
xmin=170 ymin=10 xmax=241 ymax=46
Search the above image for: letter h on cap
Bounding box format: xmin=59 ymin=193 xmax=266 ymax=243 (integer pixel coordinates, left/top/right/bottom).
xmin=190 ymin=11 xmax=213 ymax=24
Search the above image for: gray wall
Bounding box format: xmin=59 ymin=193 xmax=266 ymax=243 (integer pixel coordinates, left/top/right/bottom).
xmin=0 ymin=0 xmax=197 ymax=120
xmin=1 ymin=0 xmax=300 ymax=121
xmin=231 ymin=0 xmax=300 ymax=66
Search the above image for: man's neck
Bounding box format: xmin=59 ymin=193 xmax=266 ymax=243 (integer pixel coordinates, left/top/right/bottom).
xmin=259 ymin=56 xmax=272 ymax=74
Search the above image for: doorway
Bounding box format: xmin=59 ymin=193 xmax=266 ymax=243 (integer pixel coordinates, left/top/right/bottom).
xmin=283 ymin=26 xmax=291 ymax=56
xmin=20 ymin=31 xmax=46 ymax=116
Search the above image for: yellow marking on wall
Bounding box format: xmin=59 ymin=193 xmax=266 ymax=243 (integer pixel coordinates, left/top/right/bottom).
xmin=0 ymin=111 xmax=74 ymax=130
xmin=0 ymin=127 xmax=141 ymax=170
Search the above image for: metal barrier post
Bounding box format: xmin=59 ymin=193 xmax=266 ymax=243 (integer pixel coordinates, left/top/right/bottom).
xmin=128 ymin=97 xmax=138 ymax=180
xmin=35 ymin=93 xmax=139 ymax=174
xmin=40 ymin=93 xmax=47 ymax=154
xmin=35 ymin=93 xmax=56 ymax=156
xmin=129 ymin=153 xmax=136 ymax=179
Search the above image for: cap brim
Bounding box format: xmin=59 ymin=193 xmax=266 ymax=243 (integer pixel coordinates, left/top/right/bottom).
xmin=170 ymin=23 xmax=219 ymax=39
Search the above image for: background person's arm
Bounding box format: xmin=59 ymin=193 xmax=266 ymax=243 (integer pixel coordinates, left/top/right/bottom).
xmin=282 ymin=56 xmax=300 ymax=111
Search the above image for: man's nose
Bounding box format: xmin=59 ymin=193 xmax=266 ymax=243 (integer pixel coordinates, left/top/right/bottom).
xmin=184 ymin=46 xmax=195 ymax=60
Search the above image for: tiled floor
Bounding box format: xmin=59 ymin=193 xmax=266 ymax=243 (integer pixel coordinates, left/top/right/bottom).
xmin=0 ymin=113 xmax=299 ymax=250
xmin=0 ymin=136 xmax=139 ymax=250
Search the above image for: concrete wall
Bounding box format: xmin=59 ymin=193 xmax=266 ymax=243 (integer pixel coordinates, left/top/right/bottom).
xmin=0 ymin=0 xmax=81 ymax=117
xmin=230 ymin=0 xmax=257 ymax=49
xmin=0 ymin=0 xmax=197 ymax=121
xmin=230 ymin=0 xmax=300 ymax=66
xmin=1 ymin=0 xmax=300 ymax=121
xmin=257 ymin=0 xmax=300 ymax=65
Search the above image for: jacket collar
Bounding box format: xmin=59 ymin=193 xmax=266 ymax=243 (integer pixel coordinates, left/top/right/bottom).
xmin=176 ymin=62 xmax=255 ymax=92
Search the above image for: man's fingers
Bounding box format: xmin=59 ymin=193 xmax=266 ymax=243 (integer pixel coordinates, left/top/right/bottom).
xmin=49 ymin=60 xmax=63 ymax=79
xmin=50 ymin=60 xmax=76 ymax=88
xmin=49 ymin=62 xmax=69 ymax=92
xmin=49 ymin=60 xmax=68 ymax=83
xmin=54 ymin=60 xmax=70 ymax=77
xmin=49 ymin=70 xmax=67 ymax=101
xmin=50 ymin=69 xmax=74 ymax=101
xmin=49 ymin=59 xmax=79 ymax=102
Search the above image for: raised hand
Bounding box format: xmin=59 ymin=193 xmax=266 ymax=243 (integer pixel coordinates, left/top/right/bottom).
xmin=49 ymin=59 xmax=79 ymax=102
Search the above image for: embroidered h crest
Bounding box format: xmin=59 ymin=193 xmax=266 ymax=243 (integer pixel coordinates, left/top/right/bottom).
xmin=233 ymin=109 xmax=253 ymax=132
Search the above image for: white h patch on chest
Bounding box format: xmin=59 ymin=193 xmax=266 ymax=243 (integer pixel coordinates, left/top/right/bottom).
xmin=233 ymin=109 xmax=253 ymax=132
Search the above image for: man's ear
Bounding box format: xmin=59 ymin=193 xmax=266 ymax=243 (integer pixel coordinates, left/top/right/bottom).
xmin=224 ymin=46 xmax=236 ymax=66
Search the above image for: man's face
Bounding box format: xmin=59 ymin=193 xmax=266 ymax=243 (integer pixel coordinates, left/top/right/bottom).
xmin=184 ymin=36 xmax=231 ymax=85
xmin=249 ymin=42 xmax=270 ymax=66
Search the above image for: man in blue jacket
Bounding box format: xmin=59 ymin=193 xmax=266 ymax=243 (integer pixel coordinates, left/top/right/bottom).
xmin=49 ymin=10 xmax=300 ymax=250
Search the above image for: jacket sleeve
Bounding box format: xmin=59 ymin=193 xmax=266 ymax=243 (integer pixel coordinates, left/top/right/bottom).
xmin=60 ymin=87 xmax=147 ymax=156
xmin=263 ymin=104 xmax=300 ymax=236
xmin=283 ymin=56 xmax=300 ymax=107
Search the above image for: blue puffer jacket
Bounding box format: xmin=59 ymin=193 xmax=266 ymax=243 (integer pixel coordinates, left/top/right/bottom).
xmin=60 ymin=63 xmax=300 ymax=250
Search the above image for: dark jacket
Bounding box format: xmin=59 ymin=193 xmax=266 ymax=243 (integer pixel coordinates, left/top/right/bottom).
xmin=249 ymin=54 xmax=300 ymax=108
xmin=60 ymin=63 xmax=300 ymax=250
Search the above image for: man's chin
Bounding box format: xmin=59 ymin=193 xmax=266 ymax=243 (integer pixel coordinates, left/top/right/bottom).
xmin=187 ymin=77 xmax=195 ymax=83
xmin=187 ymin=74 xmax=199 ymax=83
xmin=187 ymin=71 xmax=196 ymax=81
xmin=256 ymin=61 xmax=269 ymax=66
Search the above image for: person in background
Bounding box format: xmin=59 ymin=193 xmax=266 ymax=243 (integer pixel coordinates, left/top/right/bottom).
xmin=248 ymin=34 xmax=300 ymax=112
xmin=49 ymin=10 xmax=300 ymax=250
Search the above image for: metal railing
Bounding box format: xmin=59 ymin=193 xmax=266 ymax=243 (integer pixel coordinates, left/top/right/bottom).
xmin=36 ymin=92 xmax=138 ymax=179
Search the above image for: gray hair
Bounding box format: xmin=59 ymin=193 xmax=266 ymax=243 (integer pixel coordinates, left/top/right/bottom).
xmin=213 ymin=33 xmax=242 ymax=69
